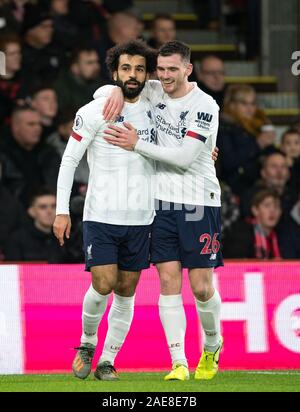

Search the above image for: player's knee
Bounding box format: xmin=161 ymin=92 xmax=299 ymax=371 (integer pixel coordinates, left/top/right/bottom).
xmin=159 ymin=272 xmax=181 ymax=294
xmin=114 ymin=282 xmax=136 ymax=297
xmin=92 ymin=276 xmax=115 ymax=295
xmin=192 ymin=283 xmax=211 ymax=302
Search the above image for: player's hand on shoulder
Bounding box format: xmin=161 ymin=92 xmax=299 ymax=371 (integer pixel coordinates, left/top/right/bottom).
xmin=103 ymin=87 xmax=124 ymax=122
xmin=53 ymin=214 xmax=72 ymax=246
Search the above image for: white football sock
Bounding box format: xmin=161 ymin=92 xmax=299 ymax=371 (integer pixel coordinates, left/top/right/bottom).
xmin=195 ymin=289 xmax=222 ymax=352
xmin=159 ymin=294 xmax=187 ymax=367
xmin=80 ymin=284 xmax=109 ymax=346
xmin=99 ymin=293 xmax=135 ymax=365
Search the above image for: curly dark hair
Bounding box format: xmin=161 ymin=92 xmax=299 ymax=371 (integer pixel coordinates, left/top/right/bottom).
xmin=106 ymin=40 xmax=157 ymax=77
xmin=158 ymin=40 xmax=191 ymax=63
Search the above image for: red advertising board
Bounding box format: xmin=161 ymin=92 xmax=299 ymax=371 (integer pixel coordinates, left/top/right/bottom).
xmin=15 ymin=262 xmax=300 ymax=373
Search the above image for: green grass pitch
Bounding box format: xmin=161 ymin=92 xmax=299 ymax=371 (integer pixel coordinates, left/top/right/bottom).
xmin=0 ymin=371 xmax=300 ymax=392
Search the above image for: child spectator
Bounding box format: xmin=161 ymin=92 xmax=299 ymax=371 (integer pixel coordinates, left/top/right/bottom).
xmin=280 ymin=128 xmax=300 ymax=199
xmin=223 ymin=189 xmax=282 ymax=259
xmin=240 ymin=150 xmax=297 ymax=219
xmin=280 ymin=128 xmax=300 ymax=168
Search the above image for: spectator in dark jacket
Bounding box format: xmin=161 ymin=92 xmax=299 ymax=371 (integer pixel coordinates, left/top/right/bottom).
xmin=95 ymin=11 xmax=141 ymax=81
xmin=278 ymin=198 xmax=300 ymax=259
xmin=49 ymin=0 xmax=78 ymax=53
xmin=29 ymin=84 xmax=58 ymax=140
xmin=4 ymin=187 xmax=66 ymax=262
xmin=240 ymin=151 xmax=297 ymax=219
xmin=0 ymin=34 xmax=25 ymax=123
xmin=217 ymin=84 xmax=276 ymax=195
xmin=223 ymin=189 xmax=282 ymax=259
xmin=0 ymin=0 xmax=29 ymax=34
xmin=195 ymin=55 xmax=226 ymax=108
xmin=68 ymin=0 xmax=108 ymax=46
xmin=147 ymin=14 xmax=176 ymax=50
xmin=54 ymin=46 xmax=106 ymax=111
xmin=280 ymin=128 xmax=300 ymax=190
xmin=0 ymin=172 xmax=28 ymax=259
xmin=220 ymin=181 xmax=240 ymax=239
xmin=47 ymin=107 xmax=89 ymax=186
xmin=21 ymin=4 xmax=66 ymax=92
xmin=192 ymin=0 xmax=220 ymax=30
xmin=0 ymin=105 xmax=61 ymax=208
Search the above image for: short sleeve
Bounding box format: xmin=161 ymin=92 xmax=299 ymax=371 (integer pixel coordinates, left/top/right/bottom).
xmin=185 ymin=99 xmax=219 ymax=145
xmin=71 ymin=101 xmax=105 ymax=143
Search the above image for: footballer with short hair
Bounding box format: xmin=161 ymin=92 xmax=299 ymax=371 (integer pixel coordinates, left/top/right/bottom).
xmin=102 ymin=40 xmax=224 ymax=381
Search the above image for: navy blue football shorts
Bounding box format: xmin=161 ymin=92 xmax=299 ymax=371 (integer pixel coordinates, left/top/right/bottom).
xmin=83 ymin=221 xmax=152 ymax=272
xmin=151 ymin=200 xmax=224 ymax=269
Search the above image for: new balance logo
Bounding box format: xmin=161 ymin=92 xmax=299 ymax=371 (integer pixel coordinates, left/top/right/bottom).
xmin=156 ymin=103 xmax=166 ymax=110
xmin=209 ymin=253 xmax=217 ymax=260
xmin=197 ymin=112 xmax=213 ymax=123
xmin=115 ymin=115 xmax=124 ymax=122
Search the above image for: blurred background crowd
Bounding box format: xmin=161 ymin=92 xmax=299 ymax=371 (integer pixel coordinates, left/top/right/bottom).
xmin=0 ymin=0 xmax=299 ymax=263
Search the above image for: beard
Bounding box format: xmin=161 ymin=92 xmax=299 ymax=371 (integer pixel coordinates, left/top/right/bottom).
xmin=115 ymin=76 xmax=146 ymax=99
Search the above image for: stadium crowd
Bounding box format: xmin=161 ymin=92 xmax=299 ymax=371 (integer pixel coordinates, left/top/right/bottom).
xmin=0 ymin=0 xmax=299 ymax=262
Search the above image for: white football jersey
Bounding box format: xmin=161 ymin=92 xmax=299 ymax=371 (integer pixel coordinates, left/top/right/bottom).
xmin=144 ymin=81 xmax=221 ymax=206
xmin=56 ymin=94 xmax=156 ymax=225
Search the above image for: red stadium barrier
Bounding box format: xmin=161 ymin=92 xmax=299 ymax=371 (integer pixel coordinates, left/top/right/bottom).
xmin=0 ymin=262 xmax=300 ymax=374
